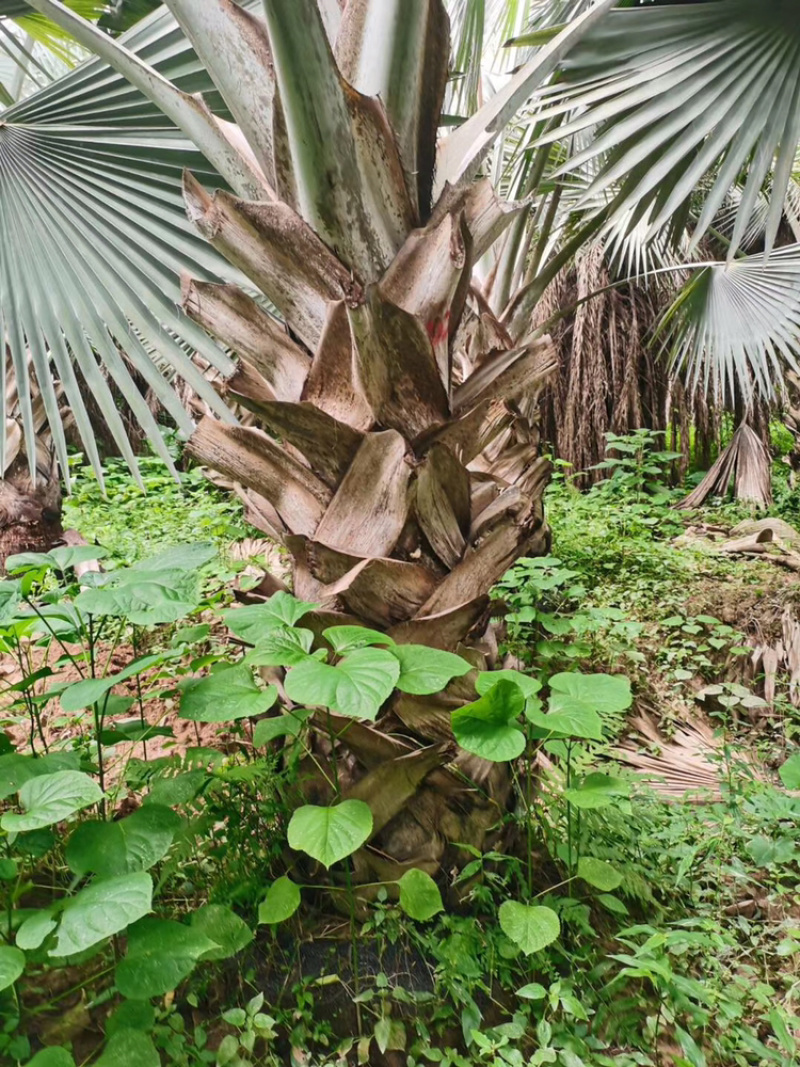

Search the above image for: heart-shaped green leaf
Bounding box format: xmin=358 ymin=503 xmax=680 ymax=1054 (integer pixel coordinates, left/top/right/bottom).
xmin=1 ymin=771 xmax=102 ymax=833
xmin=6 ymin=546 xmax=108 ymax=575
xmin=398 ymin=869 xmax=444 ymax=921
xmin=324 ymin=626 xmax=394 ymax=654
xmin=253 ymin=710 xmax=311 ymax=746
xmin=60 ymin=653 xmax=176 ymax=713
xmin=115 ymin=918 xmax=218 ymax=999
xmin=549 ymin=672 xmax=632 ymax=716
xmin=0 ymin=945 xmax=24 ymax=991
xmin=190 ymin=905 xmax=252 ymax=961
xmin=0 ymin=751 xmax=80 ymax=802
xmin=779 ymin=752 xmax=800 ymax=790
xmin=76 ymin=568 xmax=202 ymax=626
xmin=95 ymin=1031 xmax=159 ymax=1067
xmin=515 ymin=983 xmax=547 ymax=1001
xmin=16 ymin=908 xmax=58 ymax=951
xmin=258 ymin=876 xmax=302 ymax=925
xmin=476 ymin=669 xmax=541 ymax=700
xmin=285 ymin=649 xmax=399 ymax=720
xmin=451 ymin=680 xmax=526 ymax=762
xmin=287 ymin=800 xmax=373 ymax=868
xmin=389 ymin=645 xmax=471 ymax=695
xmin=527 ymin=704 xmax=603 ymax=741
xmin=563 ymin=773 xmax=630 ymax=810
xmin=66 ymin=805 xmax=182 ymax=877
xmin=22 ymin=1049 xmax=76 ymax=1067
xmin=245 ymin=626 xmax=314 ymax=667
xmin=499 ymin=902 xmax=560 ymax=955
xmin=577 ymin=857 xmax=623 ymax=891
xmin=180 ymin=666 xmax=277 ymax=723
xmin=222 ymin=593 xmax=316 ymax=643
xmin=53 ymin=871 xmax=153 ymax=957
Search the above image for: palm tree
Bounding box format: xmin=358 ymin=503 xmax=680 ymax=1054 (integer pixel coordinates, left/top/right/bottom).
xmin=451 ymin=0 xmax=800 ymax=496
xmin=6 ymin=0 xmax=800 ymax=865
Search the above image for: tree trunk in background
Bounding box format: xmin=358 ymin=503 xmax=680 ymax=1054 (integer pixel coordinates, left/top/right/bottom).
xmin=0 ymin=437 xmax=63 ymax=567
xmin=786 ymin=371 xmax=800 ymax=482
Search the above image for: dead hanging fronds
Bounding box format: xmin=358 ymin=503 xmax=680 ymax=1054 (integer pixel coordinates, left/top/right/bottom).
xmin=784 ymin=369 xmax=800 ymax=478
xmin=533 ymin=250 xmax=682 ymax=481
xmin=678 ymin=422 xmax=772 ymax=509
xmin=749 ymin=607 xmax=800 ymax=708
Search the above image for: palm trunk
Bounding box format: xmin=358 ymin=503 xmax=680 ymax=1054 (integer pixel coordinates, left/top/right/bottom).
xmin=786 ymin=371 xmax=800 ymax=481
xmin=178 ymin=1 xmax=556 ymax=876
xmin=0 ymin=436 xmax=63 ymax=567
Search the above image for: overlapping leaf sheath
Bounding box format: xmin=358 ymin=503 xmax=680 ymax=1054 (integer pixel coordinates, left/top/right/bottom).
xmin=166 ymin=0 xmax=557 ymax=877
xmin=185 ymin=174 xmax=556 ymax=647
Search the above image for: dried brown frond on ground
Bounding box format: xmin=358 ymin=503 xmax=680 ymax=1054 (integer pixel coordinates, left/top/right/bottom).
xmin=617 ymin=712 xmax=764 ymax=801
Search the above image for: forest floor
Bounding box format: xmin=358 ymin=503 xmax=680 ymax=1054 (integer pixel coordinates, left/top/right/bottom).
xmin=2 ymin=436 xmax=800 ymax=1067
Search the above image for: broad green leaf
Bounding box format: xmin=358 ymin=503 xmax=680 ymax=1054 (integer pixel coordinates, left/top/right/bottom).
xmin=285 ymin=648 xmax=399 ymax=721
xmin=476 ymin=670 xmax=542 ymax=700
xmin=95 ymin=1029 xmax=160 ymax=1067
xmin=388 ymin=645 xmax=471 ymax=695
xmin=283 ymin=658 xmax=340 ymax=712
xmin=324 ymin=626 xmax=394 ymax=654
xmin=597 ymin=894 xmax=629 ymax=916
xmin=563 ymin=773 xmax=630 ymax=810
xmin=66 ymin=805 xmax=182 ymax=877
xmin=75 ymin=569 xmax=202 ymax=626
xmin=451 ymin=681 xmax=526 ymax=762
xmin=0 ymin=751 xmax=80 ymax=801
xmin=59 ymin=652 xmax=175 ymax=713
xmin=0 ymin=945 xmax=24 ymax=991
xmin=499 ymin=902 xmax=561 ymax=955
xmin=23 ymin=1050 xmax=76 ymax=1067
xmin=287 ymin=801 xmax=373 ymax=869
xmin=6 ymin=546 xmax=108 ymax=575
xmin=145 ymin=770 xmax=208 ymax=808
xmin=115 ymin=918 xmax=219 ymax=999
xmin=374 ymin=1017 xmax=391 ymax=1055
xmin=258 ymin=876 xmax=301 ymax=924
xmin=549 ymin=673 xmax=632 ymax=716
xmin=769 ymin=1007 xmax=795 ymax=1056
xmin=779 ymin=752 xmax=800 ymax=790
xmin=244 ymin=627 xmax=314 ymax=667
xmin=105 ymin=999 xmax=156 ymax=1036
xmin=53 ymin=872 xmax=153 ymax=957
xmin=16 ymin=908 xmax=58 ymax=951
xmin=252 ymin=710 xmax=311 ymax=746
xmin=190 ymin=905 xmax=252 ymax=961
xmin=527 ymin=704 xmax=602 ymax=741
xmin=577 ymin=857 xmax=623 ymax=892
xmin=397 ymin=869 xmax=444 ymax=921
xmin=222 ymin=593 xmax=317 ymax=643
xmin=1 ymin=771 xmax=102 ymax=832
xmin=516 ymin=983 xmax=547 ymax=1001
xmin=180 ymin=666 xmax=277 ymax=723
xmin=333 ymin=649 xmax=400 ymax=718
xmin=0 ymin=579 xmax=21 ymax=625
xmin=133 ymin=544 xmax=217 ymax=573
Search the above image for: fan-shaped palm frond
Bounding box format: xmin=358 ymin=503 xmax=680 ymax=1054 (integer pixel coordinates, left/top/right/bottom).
xmin=533 ymin=0 xmax=800 ymax=256
xmin=658 ymin=245 xmax=800 ymax=403
xmin=0 ymin=4 xmax=249 ymax=485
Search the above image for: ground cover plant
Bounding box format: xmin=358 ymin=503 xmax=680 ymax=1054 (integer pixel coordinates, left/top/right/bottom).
xmin=0 ymin=439 xmax=799 ymax=1066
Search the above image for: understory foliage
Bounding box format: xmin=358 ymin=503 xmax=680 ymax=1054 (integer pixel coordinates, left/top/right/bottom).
xmin=0 ymin=440 xmax=799 ymax=1066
